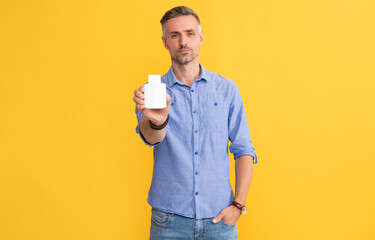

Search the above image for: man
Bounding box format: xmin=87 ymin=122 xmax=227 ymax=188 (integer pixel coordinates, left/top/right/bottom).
xmin=133 ymin=6 xmax=257 ymax=240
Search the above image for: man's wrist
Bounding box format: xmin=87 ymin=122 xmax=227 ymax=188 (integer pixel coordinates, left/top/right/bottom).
xmin=234 ymin=198 xmax=245 ymax=205
xmin=231 ymin=200 xmax=247 ymax=215
xmin=149 ymin=115 xmax=169 ymax=130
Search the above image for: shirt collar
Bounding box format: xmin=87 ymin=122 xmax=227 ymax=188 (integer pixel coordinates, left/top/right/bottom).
xmin=166 ymin=64 xmax=209 ymax=88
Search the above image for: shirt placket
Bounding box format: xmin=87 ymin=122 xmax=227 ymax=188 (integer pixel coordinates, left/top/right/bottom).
xmin=190 ymin=82 xmax=200 ymax=218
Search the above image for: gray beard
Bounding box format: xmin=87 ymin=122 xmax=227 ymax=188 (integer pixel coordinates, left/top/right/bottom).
xmin=173 ymin=52 xmax=195 ymax=65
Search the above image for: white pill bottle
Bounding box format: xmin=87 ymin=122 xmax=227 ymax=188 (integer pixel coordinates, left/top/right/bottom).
xmin=144 ymin=75 xmax=166 ymax=109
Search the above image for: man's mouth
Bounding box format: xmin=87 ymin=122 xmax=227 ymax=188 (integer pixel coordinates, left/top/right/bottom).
xmin=178 ymin=48 xmax=191 ymax=53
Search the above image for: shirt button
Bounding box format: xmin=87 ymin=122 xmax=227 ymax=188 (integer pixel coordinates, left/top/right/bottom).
xmin=195 ymin=171 xmax=199 ymax=175
xmin=195 ymin=192 xmax=198 ymax=196
xmin=191 ymin=89 xmax=194 ymax=93
xmin=194 ymin=130 xmax=198 ymax=133
xmin=171 ymin=102 xmax=174 ymax=106
xmin=193 ymin=110 xmax=196 ymax=114
xmin=195 ymin=152 xmax=198 ymax=155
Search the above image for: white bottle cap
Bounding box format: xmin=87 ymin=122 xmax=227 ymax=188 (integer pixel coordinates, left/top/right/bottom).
xmin=148 ymin=75 xmax=161 ymax=84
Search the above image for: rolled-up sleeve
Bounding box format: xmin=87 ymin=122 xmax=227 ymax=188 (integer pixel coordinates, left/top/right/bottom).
xmin=135 ymin=109 xmax=162 ymax=147
xmin=228 ymin=84 xmax=258 ymax=164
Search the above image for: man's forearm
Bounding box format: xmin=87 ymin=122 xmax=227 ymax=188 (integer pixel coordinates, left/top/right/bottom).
xmin=139 ymin=118 xmax=167 ymax=144
xmin=234 ymin=155 xmax=254 ymax=205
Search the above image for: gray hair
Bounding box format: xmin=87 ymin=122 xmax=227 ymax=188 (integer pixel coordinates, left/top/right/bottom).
xmin=160 ymin=6 xmax=201 ymax=36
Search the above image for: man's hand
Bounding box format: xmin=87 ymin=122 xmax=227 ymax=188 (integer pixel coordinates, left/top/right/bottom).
xmin=133 ymin=85 xmax=171 ymax=125
xmin=212 ymin=205 xmax=241 ymax=225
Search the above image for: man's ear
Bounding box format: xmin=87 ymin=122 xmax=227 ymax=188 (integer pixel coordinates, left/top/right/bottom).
xmin=161 ymin=36 xmax=169 ymax=50
xmin=199 ymin=31 xmax=204 ymax=45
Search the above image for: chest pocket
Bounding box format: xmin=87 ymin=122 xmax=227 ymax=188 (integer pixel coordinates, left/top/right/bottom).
xmin=198 ymin=93 xmax=229 ymax=131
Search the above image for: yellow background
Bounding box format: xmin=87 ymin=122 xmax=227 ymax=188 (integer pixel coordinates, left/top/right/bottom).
xmin=1 ymin=0 xmax=374 ymax=239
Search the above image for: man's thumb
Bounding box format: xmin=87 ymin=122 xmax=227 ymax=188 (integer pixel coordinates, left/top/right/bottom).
xmin=166 ymin=94 xmax=171 ymax=106
xmin=212 ymin=211 xmax=224 ymax=224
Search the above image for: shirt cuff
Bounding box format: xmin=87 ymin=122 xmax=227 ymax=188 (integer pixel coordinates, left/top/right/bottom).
xmin=234 ymin=152 xmax=258 ymax=164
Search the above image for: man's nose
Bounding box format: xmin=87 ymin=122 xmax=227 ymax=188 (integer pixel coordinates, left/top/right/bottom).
xmin=179 ymin=35 xmax=187 ymax=46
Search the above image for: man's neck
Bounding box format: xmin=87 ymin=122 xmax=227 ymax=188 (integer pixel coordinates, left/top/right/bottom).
xmin=171 ymin=58 xmax=201 ymax=87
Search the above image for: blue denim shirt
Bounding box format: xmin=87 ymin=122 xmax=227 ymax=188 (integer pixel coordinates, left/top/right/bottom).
xmin=135 ymin=64 xmax=257 ymax=219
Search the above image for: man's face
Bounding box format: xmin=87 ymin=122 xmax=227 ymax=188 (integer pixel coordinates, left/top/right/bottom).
xmin=162 ymin=15 xmax=204 ymax=65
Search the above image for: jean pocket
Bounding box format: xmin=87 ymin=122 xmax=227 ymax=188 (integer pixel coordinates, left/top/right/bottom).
xmin=151 ymin=208 xmax=174 ymax=227
xmin=221 ymin=218 xmax=237 ymax=227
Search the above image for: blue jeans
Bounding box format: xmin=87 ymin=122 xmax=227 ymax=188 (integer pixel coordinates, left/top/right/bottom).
xmin=150 ymin=208 xmax=238 ymax=240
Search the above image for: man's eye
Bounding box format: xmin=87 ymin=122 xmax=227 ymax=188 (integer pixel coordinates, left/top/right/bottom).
xmin=188 ymin=32 xmax=194 ymax=36
xmin=171 ymin=34 xmax=178 ymax=38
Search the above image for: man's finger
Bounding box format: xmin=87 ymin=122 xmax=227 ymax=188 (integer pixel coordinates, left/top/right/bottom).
xmin=133 ymin=96 xmax=145 ymax=105
xmin=133 ymin=96 xmax=138 ymax=104
xmin=139 ymin=85 xmax=144 ymax=93
xmin=212 ymin=211 xmax=225 ymax=224
xmin=134 ymin=89 xmax=144 ymax=100
xmin=136 ymin=103 xmax=145 ymax=111
xmin=166 ymin=94 xmax=171 ymax=106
